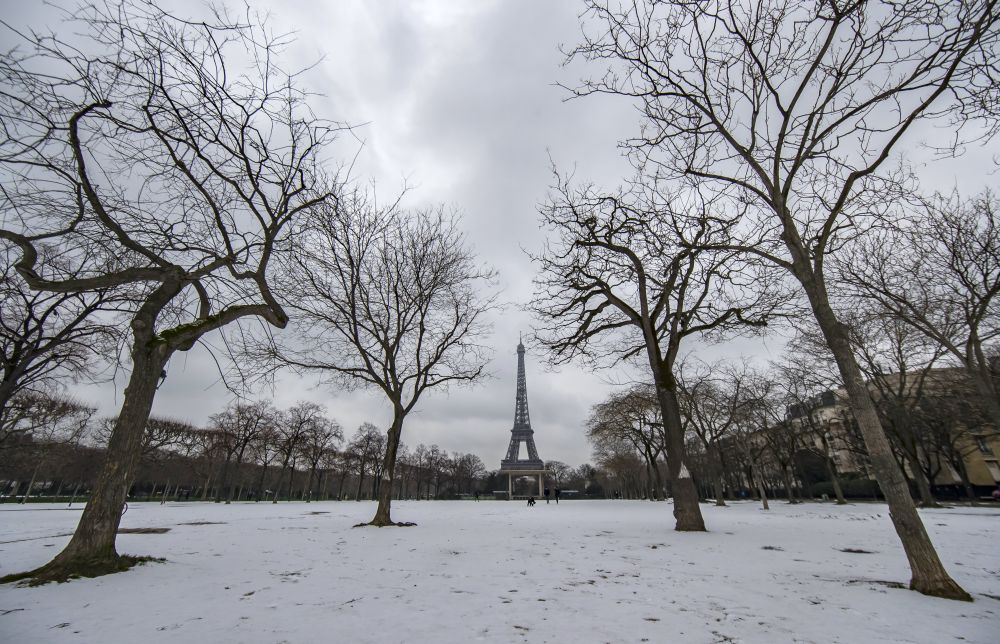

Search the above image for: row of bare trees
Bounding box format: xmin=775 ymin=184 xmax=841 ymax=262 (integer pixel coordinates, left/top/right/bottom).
xmin=1 ymin=391 xmax=498 ymax=504
xmin=588 ymin=351 xmax=996 ymax=506
xmin=534 ymin=0 xmax=999 ymax=599
xmin=0 ymin=0 xmax=496 ymax=583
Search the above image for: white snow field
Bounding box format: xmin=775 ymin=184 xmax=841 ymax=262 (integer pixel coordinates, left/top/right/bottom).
xmin=0 ymin=500 xmax=997 ymax=643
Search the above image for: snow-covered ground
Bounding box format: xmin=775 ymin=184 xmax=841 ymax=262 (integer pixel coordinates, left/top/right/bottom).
xmin=0 ymin=500 xmax=997 ymax=643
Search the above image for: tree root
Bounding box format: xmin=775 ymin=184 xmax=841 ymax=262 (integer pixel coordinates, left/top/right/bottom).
xmin=0 ymin=554 xmax=164 ymax=587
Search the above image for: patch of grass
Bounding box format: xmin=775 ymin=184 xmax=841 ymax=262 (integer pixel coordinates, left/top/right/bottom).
xmin=353 ymin=521 xmax=417 ymax=528
xmin=762 ymin=545 xmax=784 ymax=551
xmin=177 ymin=521 xmax=226 ymax=526
xmin=0 ymin=554 xmax=165 ymax=587
xmin=839 ymin=547 xmax=876 ymax=554
xmin=118 ymin=527 xmax=170 ymax=534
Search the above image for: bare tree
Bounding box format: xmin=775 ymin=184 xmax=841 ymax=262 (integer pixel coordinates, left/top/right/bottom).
xmin=842 ymin=191 xmax=1000 ymax=426
xmin=346 ymin=422 xmax=384 ymax=501
xmin=448 ymin=452 xmax=486 ymax=496
xmin=544 ymin=460 xmax=572 ymax=487
xmin=532 ymin=177 xmax=779 ymax=530
xmin=93 ymin=415 xmax=193 ymax=463
xmin=0 ymin=2 xmax=343 ymax=582
xmin=259 ymin=192 xmax=495 ymax=526
xmin=7 ymin=392 xmax=94 ymax=502
xmin=0 ymin=250 xmax=118 ymax=434
xmin=845 ymin=314 xmax=948 ymax=507
xmin=768 ymin=356 xmax=848 ymax=505
xmin=914 ymin=375 xmax=997 ymax=501
xmin=677 ymin=361 xmax=755 ymax=506
xmin=248 ymin=426 xmax=280 ymax=502
xmin=298 ymin=414 xmax=343 ymax=502
xmin=209 ymin=400 xmax=278 ymax=504
xmin=586 ymin=385 xmax=666 ymax=500
xmin=567 ymin=0 xmax=998 ymax=599
xmin=271 ymin=401 xmax=326 ymax=503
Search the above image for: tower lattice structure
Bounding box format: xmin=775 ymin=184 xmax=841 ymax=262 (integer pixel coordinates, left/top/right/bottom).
xmin=501 ymin=339 xmax=544 ymax=470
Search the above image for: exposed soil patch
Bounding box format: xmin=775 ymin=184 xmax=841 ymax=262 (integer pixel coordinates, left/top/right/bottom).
xmin=177 ymin=521 xmax=226 ymax=526
xmin=839 ymin=548 xmax=875 ymax=554
xmin=119 ymin=527 xmax=171 ymax=534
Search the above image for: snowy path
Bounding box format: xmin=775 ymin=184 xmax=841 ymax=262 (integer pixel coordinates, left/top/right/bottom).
xmin=1 ymin=500 xmax=997 ymax=643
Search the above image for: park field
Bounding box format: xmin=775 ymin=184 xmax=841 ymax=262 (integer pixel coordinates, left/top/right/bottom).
xmin=1 ymin=500 xmax=998 ymax=643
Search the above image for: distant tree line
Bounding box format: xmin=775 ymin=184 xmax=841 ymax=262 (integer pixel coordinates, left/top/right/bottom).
xmin=586 ymin=354 xmax=998 ymax=506
xmin=0 ymin=393 xmax=505 ymax=504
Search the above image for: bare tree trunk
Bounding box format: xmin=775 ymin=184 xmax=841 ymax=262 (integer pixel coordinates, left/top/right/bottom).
xmin=709 ymin=446 xmax=726 ymax=507
xmin=200 ymin=472 xmax=212 ymax=501
xmin=781 ymin=466 xmax=799 ymax=504
xmin=19 ymin=462 xmax=41 ymax=504
xmin=650 ymin=457 xmax=665 ymax=501
xmin=355 ymin=468 xmax=366 ymax=501
xmin=286 ymin=458 xmax=297 ymax=502
xmin=952 ymin=460 xmax=977 ymax=502
xmin=807 ymin=290 xmax=968 ymax=599
xmin=255 ymin=462 xmax=269 ymax=502
xmin=819 ymin=435 xmax=847 ymax=505
xmin=33 ymin=340 xmax=167 ymax=580
xmin=272 ymin=450 xmax=294 ymax=503
xmin=305 ymin=463 xmax=318 ymax=503
xmin=654 ymin=382 xmax=705 ymax=531
xmin=826 ymin=458 xmax=847 ymax=505
xmin=336 ymin=469 xmax=348 ymax=500
xmin=370 ymin=411 xmax=405 ymax=526
xmin=908 ymin=453 xmax=939 ymax=508
xmin=712 ymin=476 xmax=726 ymax=507
xmin=225 ymin=448 xmax=248 ymax=505
xmin=751 ymin=462 xmax=769 ymax=511
xmin=216 ymin=453 xmax=233 ymax=503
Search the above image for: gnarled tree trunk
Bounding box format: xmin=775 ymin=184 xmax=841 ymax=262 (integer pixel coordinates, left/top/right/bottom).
xmin=32 ymin=336 xmax=168 ymax=580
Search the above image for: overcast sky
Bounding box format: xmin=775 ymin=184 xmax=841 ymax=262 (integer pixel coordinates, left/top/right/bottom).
xmin=5 ymin=0 xmax=995 ymax=469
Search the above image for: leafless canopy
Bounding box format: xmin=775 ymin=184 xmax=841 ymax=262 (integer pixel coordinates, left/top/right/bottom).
xmin=532 ymin=175 xmax=781 ymax=371
xmin=267 ymin=191 xmax=496 ymax=411
xmin=567 ymin=0 xmax=999 ymax=274
xmin=841 ymin=190 xmax=1000 ymax=423
xmin=1 ymin=248 xmax=119 ymax=426
xmin=0 ymin=1 xmax=344 ymax=356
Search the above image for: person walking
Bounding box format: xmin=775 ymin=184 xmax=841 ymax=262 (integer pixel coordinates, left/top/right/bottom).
xmin=555 ymin=488 xmax=561 ymax=504
xmin=544 ymin=487 xmax=550 ymax=504
xmin=474 ymin=490 xmax=480 ymax=502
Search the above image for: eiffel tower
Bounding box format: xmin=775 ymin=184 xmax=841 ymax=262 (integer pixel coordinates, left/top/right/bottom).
xmin=500 ymin=338 xmax=547 ymax=498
